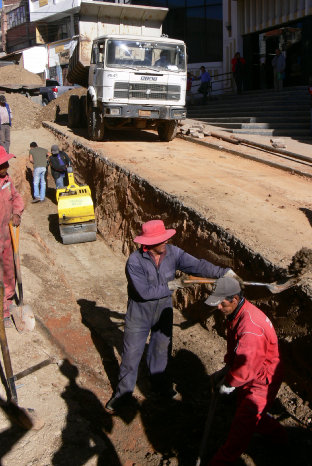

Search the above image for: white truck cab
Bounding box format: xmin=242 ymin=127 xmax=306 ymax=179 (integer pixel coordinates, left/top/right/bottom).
xmin=85 ymin=35 xmax=186 ymax=141
xmin=67 ymin=2 xmax=187 ymax=142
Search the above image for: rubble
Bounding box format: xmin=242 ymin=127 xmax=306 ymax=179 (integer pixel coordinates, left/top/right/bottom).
xmin=270 ymin=138 xmax=287 ymax=149
xmin=178 ymin=122 xmax=211 ymax=138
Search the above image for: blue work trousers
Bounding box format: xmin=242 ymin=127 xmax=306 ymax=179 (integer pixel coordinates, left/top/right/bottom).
xmin=33 ymin=166 xmax=46 ymax=201
xmin=115 ymin=300 xmax=173 ymax=398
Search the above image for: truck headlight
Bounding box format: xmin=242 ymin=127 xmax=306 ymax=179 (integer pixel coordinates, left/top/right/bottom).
xmin=105 ymin=107 xmax=121 ymax=115
xmin=172 ymin=110 xmax=186 ymax=118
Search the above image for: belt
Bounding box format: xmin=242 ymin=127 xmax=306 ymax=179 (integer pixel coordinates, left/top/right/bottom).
xmin=1 ymin=123 xmax=9 ymax=125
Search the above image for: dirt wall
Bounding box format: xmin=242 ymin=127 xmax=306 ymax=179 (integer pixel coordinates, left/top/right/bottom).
xmin=44 ymin=122 xmax=312 ymax=403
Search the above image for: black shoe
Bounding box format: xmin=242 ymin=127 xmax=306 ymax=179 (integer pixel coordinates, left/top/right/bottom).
xmin=105 ymin=395 xmax=125 ymax=414
xmin=31 ymin=198 xmax=40 ymax=203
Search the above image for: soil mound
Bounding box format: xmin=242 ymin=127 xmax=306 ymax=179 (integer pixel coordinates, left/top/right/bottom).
xmin=0 ymin=64 xmax=43 ymax=85
xmin=3 ymin=92 xmax=42 ymax=130
xmin=40 ymin=87 xmax=86 ymax=124
xmin=288 ymin=247 xmax=312 ymax=276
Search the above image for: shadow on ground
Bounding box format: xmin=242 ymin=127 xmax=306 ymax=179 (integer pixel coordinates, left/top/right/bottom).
xmin=52 ymin=359 xmax=121 ymax=466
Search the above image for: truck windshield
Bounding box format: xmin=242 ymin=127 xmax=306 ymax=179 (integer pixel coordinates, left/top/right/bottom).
xmin=106 ymin=40 xmax=186 ymax=71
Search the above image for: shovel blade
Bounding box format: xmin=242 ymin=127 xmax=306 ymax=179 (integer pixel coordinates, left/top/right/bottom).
xmin=10 ymin=304 xmax=36 ymax=333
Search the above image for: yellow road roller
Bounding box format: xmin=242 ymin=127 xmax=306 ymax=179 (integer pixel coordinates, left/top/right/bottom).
xmin=56 ymin=167 xmax=97 ymax=245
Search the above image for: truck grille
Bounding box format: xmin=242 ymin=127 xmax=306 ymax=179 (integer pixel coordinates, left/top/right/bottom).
xmin=114 ymin=82 xmax=180 ymax=100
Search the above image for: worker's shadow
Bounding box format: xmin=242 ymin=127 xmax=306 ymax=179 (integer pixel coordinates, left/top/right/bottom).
xmin=0 ymin=364 xmax=29 ymax=462
xmin=52 ymin=359 xmax=121 ymax=466
xmin=77 ymin=299 xmax=125 ymax=393
xmin=78 ymin=299 xmax=139 ymax=424
xmin=139 ymin=348 xmax=216 ymax=465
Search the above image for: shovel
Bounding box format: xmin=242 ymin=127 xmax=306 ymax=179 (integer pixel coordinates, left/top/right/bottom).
xmin=8 ymin=223 xmax=35 ymax=333
xmin=175 ymin=276 xmax=298 ymax=294
xmin=0 ymin=281 xmax=44 ymax=430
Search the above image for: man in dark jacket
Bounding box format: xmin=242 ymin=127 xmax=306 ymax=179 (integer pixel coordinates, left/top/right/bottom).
xmin=206 ymin=277 xmax=286 ymax=465
xmin=105 ymin=219 xmax=237 ymax=413
xmin=48 ymin=144 xmax=71 ymax=189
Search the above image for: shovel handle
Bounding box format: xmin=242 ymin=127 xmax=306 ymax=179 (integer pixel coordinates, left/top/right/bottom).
xmin=183 ymin=278 xmax=217 ymax=285
xmin=9 ymin=223 xmax=23 ymax=305
xmin=0 ymin=282 xmax=18 ymax=403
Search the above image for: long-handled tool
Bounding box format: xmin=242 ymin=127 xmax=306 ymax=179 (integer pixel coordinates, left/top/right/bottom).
xmin=0 ymin=281 xmax=18 ymax=403
xmin=195 ymin=383 xmax=219 ymax=466
xmin=8 ymin=223 xmax=35 ymax=332
xmin=181 ymin=276 xmax=298 ymax=294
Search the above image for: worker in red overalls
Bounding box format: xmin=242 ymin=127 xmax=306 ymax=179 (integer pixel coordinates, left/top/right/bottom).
xmin=0 ymin=146 xmax=24 ymax=328
xmin=206 ymin=277 xmax=287 ymax=465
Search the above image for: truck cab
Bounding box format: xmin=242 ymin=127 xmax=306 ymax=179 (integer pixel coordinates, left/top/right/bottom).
xmin=86 ymin=35 xmax=186 ymax=141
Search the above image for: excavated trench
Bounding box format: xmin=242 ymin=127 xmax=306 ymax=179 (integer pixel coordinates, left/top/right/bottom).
xmin=43 ymin=123 xmax=312 ymax=411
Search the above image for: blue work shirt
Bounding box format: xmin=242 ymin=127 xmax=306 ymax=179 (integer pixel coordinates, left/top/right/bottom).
xmin=126 ymin=244 xmax=229 ymax=319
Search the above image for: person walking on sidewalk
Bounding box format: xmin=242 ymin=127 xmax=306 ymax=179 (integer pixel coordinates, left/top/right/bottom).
xmin=0 ymin=95 xmax=13 ymax=153
xmin=29 ymin=142 xmax=49 ymax=203
xmin=206 ymin=277 xmax=286 ymax=465
xmin=272 ymin=49 xmax=286 ymax=91
xmin=105 ymin=219 xmax=239 ymax=413
xmin=48 ymin=145 xmax=71 ymax=189
xmin=0 ymin=146 xmax=24 ymax=328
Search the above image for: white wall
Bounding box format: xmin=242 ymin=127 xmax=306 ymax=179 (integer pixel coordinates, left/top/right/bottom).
xmin=23 ymin=46 xmax=47 ymax=73
xmin=29 ymin=0 xmax=80 ymax=22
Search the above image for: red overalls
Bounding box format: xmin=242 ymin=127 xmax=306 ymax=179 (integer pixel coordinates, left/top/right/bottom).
xmin=0 ymin=174 xmax=24 ymax=317
xmin=209 ymin=300 xmax=286 ymax=465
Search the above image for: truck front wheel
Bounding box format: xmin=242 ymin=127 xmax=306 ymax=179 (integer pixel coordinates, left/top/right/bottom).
xmin=157 ymin=120 xmax=178 ymax=142
xmin=87 ymin=107 xmax=104 ymax=141
xmin=68 ymin=95 xmax=81 ymax=128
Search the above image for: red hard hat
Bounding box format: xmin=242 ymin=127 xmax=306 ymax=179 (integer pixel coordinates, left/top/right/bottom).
xmin=134 ymin=220 xmax=176 ymax=245
xmin=0 ymin=146 xmax=15 ymax=165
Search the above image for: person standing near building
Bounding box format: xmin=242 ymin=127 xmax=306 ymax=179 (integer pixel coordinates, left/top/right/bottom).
xmin=272 ymin=49 xmax=286 ymax=91
xmin=105 ymin=219 xmax=240 ymax=414
xmin=231 ymin=52 xmax=246 ymax=94
xmin=206 ymin=277 xmax=286 ymax=465
xmin=29 ymin=142 xmax=49 ymax=203
xmin=0 ymin=146 xmax=24 ymax=328
xmin=0 ymin=95 xmax=13 ymax=153
xmin=197 ymin=66 xmax=211 ymax=103
xmin=48 ymin=145 xmax=71 ymax=189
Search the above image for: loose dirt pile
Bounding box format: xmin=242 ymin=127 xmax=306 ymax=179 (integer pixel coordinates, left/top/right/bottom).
xmin=0 ymin=64 xmax=43 ymax=85
xmin=2 ymin=92 xmax=42 ymax=130
xmin=40 ymin=87 xmax=86 ymax=123
xmin=288 ymin=248 xmax=312 ymax=276
xmin=0 ymin=86 xmax=86 ymax=131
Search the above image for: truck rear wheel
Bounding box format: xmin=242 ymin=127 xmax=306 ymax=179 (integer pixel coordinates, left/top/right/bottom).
xmin=87 ymin=107 xmax=104 ymax=141
xmin=157 ymin=120 xmax=178 ymax=142
xmin=68 ymin=95 xmax=81 ymax=128
xmin=80 ymin=95 xmax=87 ymax=127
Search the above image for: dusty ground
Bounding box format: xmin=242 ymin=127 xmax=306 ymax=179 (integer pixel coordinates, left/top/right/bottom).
xmin=67 ymin=126 xmax=312 ymax=268
xmin=0 ymin=126 xmax=311 ymax=465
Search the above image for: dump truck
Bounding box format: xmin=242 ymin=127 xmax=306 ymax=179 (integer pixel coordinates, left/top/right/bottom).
xmin=67 ymin=1 xmax=187 ymax=142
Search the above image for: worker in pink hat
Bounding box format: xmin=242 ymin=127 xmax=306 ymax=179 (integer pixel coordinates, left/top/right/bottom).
xmin=0 ymin=146 xmax=24 ymax=327
xmin=105 ymin=219 xmax=239 ymax=413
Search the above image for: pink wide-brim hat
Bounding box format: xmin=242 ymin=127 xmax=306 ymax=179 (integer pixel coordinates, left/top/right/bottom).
xmin=134 ymin=220 xmax=176 ymax=246
xmin=0 ymin=146 xmax=15 ymax=165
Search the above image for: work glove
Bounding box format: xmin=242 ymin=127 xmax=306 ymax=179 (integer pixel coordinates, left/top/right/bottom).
xmin=219 ymin=384 xmax=236 ymax=395
xmin=223 ymin=269 xmax=244 ymax=287
xmin=210 ymin=366 xmax=228 ymax=392
xmin=168 ymin=279 xmax=184 ymax=291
